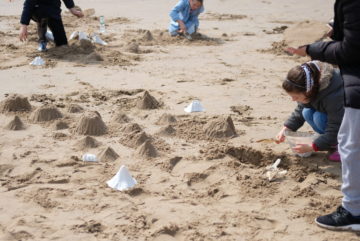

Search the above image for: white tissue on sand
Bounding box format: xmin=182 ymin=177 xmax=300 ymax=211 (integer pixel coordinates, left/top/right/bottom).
xmin=107 ymin=165 xmax=137 ymax=191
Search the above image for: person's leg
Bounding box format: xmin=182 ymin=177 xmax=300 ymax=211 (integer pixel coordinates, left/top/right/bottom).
xmin=341 ymin=107 xmax=360 ymax=215
xmin=168 ymin=21 xmax=179 ymax=36
xmin=315 ymin=107 xmax=360 ymax=230
xmin=312 ymin=111 xmax=327 ymax=134
xmin=31 ymin=14 xmax=48 ymax=50
xmin=302 ymin=108 xmax=326 ymax=134
xmin=47 ymin=17 xmax=68 ymax=46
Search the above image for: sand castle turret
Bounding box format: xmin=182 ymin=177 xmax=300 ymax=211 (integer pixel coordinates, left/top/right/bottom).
xmin=74 ymin=111 xmax=107 ymax=136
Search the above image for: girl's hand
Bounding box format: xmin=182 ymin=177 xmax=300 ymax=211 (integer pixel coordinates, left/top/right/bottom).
xmin=284 ymin=46 xmax=307 ymax=57
xmin=70 ymin=7 xmax=84 ymax=18
xmin=177 ymin=20 xmax=186 ymax=33
xmin=19 ymin=24 xmax=28 ymax=42
xmin=292 ymin=144 xmax=313 ymax=153
xmin=275 ymin=126 xmax=288 ymax=144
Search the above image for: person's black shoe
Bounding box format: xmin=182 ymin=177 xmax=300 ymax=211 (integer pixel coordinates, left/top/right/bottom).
xmin=315 ymin=206 xmax=360 ymax=231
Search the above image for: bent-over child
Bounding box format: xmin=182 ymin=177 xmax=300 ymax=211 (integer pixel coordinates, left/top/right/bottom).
xmin=275 ymin=61 xmax=344 ymax=162
xmin=19 ymin=0 xmax=84 ymax=51
xmin=168 ymin=0 xmax=204 ymax=36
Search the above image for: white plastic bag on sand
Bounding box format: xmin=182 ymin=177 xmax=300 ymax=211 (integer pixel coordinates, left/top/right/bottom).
xmin=107 ymin=165 xmax=137 ymax=191
xmin=82 ymin=153 xmax=97 ymax=162
xmin=45 ymin=31 xmax=54 ymax=42
xmin=91 ymin=34 xmax=108 ymax=46
xmin=69 ymin=31 xmax=79 ymax=40
xmin=78 ymin=32 xmax=90 ymax=41
xmin=30 ymin=56 xmax=45 ymax=66
xmin=264 ymin=158 xmax=287 ymax=181
xmin=184 ymin=100 xmax=205 ymax=113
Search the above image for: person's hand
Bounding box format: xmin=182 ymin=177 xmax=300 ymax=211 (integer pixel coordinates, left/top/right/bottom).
xmin=292 ymin=144 xmax=313 ymax=153
xmin=177 ymin=20 xmax=186 ymax=33
xmin=19 ymin=24 xmax=28 ymax=42
xmin=284 ymin=45 xmax=307 ymax=57
xmin=275 ymin=126 xmax=288 ymax=144
xmin=70 ymin=7 xmax=84 ymax=18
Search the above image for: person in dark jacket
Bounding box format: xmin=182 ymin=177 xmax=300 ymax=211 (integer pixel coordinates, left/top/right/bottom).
xmin=286 ymin=0 xmax=360 ymax=231
xmin=19 ymin=0 xmax=84 ymax=51
xmin=276 ymin=61 xmax=344 ymax=162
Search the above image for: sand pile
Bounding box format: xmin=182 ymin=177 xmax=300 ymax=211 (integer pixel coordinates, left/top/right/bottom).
xmin=204 ymin=116 xmax=237 ymax=138
xmin=140 ymin=30 xmax=154 ymax=41
xmin=112 ymin=112 xmax=130 ymax=124
xmin=74 ymin=111 xmax=107 ymax=136
xmin=0 ymin=94 xmax=31 ymax=113
xmin=284 ymin=20 xmax=329 ymax=47
xmin=121 ymin=123 xmax=142 ymax=133
xmin=53 ymin=120 xmax=69 ymax=130
xmin=125 ymin=42 xmax=140 ymax=54
xmin=136 ymin=140 xmax=157 ymax=158
xmin=156 ymin=113 xmax=177 ymax=125
xmin=31 ymin=105 xmax=63 ymax=122
xmin=136 ymin=91 xmax=160 ymax=110
xmin=76 ymin=136 xmax=100 ymax=150
xmin=157 ymin=125 xmax=176 ymax=136
xmin=5 ymin=116 xmax=25 ymax=130
xmin=121 ymin=131 xmax=150 ymax=148
xmin=97 ymin=147 xmax=119 ymax=162
xmin=67 ymin=104 xmax=84 ymax=113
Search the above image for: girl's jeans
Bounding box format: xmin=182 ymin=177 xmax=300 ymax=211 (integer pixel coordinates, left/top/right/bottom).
xmin=302 ymin=108 xmax=327 ymax=134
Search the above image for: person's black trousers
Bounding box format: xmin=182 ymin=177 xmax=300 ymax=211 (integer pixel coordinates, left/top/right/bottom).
xmin=31 ymin=14 xmax=68 ymax=46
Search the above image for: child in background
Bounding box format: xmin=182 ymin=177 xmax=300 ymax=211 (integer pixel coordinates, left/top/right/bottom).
xmin=275 ymin=61 xmax=344 ymax=161
xmin=169 ymin=0 xmax=204 ymax=37
xmin=19 ymin=0 xmax=84 ymax=51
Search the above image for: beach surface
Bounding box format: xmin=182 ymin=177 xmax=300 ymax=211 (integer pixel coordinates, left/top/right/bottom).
xmin=1 ymin=0 xmax=357 ymax=240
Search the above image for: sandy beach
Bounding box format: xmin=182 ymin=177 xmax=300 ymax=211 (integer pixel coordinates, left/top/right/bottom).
xmin=0 ymin=0 xmax=358 ymax=240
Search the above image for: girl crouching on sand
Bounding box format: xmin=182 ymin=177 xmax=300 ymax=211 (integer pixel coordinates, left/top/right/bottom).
xmin=168 ymin=0 xmax=204 ymax=37
xmin=275 ymin=61 xmax=344 ymax=161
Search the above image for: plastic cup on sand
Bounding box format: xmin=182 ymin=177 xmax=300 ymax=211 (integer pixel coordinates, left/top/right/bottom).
xmin=284 ymin=130 xmax=319 ymax=158
xmin=82 ymin=153 xmax=97 ymax=162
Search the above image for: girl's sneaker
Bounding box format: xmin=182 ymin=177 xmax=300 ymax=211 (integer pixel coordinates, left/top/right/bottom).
xmin=328 ymin=150 xmax=341 ymax=162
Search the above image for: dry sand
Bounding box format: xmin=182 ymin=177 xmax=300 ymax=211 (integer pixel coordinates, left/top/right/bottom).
xmin=1 ymin=0 xmax=356 ymax=240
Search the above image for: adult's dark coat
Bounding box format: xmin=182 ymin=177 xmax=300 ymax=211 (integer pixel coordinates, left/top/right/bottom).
xmin=307 ymin=0 xmax=360 ymax=109
xmin=20 ymin=0 xmax=75 ymax=25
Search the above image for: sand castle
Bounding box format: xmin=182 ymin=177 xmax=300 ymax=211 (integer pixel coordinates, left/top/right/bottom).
xmin=67 ymin=104 xmax=84 ymax=113
xmin=0 ymin=94 xmax=31 ymax=113
xmin=204 ymin=116 xmax=237 ymax=138
xmin=31 ymin=105 xmax=63 ymax=122
xmin=156 ymin=113 xmax=177 ymax=125
xmin=5 ymin=116 xmax=25 ymax=130
xmin=74 ymin=111 xmax=107 ymax=136
xmin=76 ymin=136 xmax=100 ymax=150
xmin=136 ymin=140 xmax=157 ymax=158
xmin=157 ymin=125 xmax=176 ymax=136
xmin=98 ymin=147 xmax=119 ymax=162
xmin=136 ymin=91 xmax=160 ymax=110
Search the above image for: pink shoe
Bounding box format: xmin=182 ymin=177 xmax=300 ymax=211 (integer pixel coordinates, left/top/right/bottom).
xmin=328 ymin=151 xmax=341 ymax=162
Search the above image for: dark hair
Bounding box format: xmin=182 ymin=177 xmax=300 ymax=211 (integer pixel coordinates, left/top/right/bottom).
xmin=282 ymin=62 xmax=321 ymax=101
xmin=195 ymin=0 xmax=203 ymax=4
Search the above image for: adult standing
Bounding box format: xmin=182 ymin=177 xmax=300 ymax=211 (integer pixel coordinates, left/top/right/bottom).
xmin=286 ymin=0 xmax=360 ymax=231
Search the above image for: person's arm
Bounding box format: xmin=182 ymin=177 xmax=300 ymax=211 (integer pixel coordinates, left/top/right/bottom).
xmin=307 ymin=1 xmax=360 ymax=65
xmin=19 ymin=0 xmax=37 ymax=41
xmin=283 ymin=104 xmax=306 ymax=132
xmin=169 ymin=0 xmax=186 ymax=22
xmin=63 ymin=0 xmax=84 ymax=18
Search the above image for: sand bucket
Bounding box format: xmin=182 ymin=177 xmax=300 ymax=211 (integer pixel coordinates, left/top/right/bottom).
xmin=284 ymin=130 xmax=319 ymax=157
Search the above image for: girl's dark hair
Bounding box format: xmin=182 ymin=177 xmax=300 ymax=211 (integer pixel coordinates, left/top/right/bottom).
xmin=282 ymin=62 xmax=321 ymax=101
xmin=196 ymin=0 xmax=204 ymax=3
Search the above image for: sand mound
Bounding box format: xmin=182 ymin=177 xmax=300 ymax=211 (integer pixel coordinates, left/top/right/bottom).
xmin=97 ymin=147 xmax=119 ymax=162
xmin=140 ymin=30 xmax=154 ymax=41
xmin=125 ymin=42 xmax=140 ymax=53
xmin=53 ymin=120 xmax=69 ymax=130
xmin=67 ymin=104 xmax=84 ymax=113
xmin=84 ymin=52 xmax=104 ymax=62
xmin=284 ymin=21 xmax=329 ymax=47
xmin=204 ymin=116 xmax=236 ymax=138
xmin=0 ymin=94 xmax=31 ymax=113
xmin=31 ymin=105 xmax=63 ymax=122
xmin=74 ymin=111 xmax=107 ymax=136
xmin=5 ymin=116 xmax=25 ymax=130
xmin=111 ymin=112 xmax=130 ymax=124
xmin=121 ymin=131 xmax=150 ymax=148
xmin=121 ymin=123 xmax=142 ymax=133
xmin=76 ymin=136 xmax=100 ymax=149
xmin=136 ymin=91 xmax=160 ymax=110
xmin=157 ymin=125 xmax=176 ymax=136
xmin=136 ymin=140 xmax=157 ymax=158
xmin=156 ymin=113 xmax=177 ymax=125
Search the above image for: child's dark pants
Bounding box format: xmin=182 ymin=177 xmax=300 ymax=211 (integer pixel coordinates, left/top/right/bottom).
xmin=31 ymin=14 xmax=68 ymax=46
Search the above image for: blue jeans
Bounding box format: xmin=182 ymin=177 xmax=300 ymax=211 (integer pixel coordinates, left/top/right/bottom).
xmin=302 ymin=108 xmax=327 ymax=134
